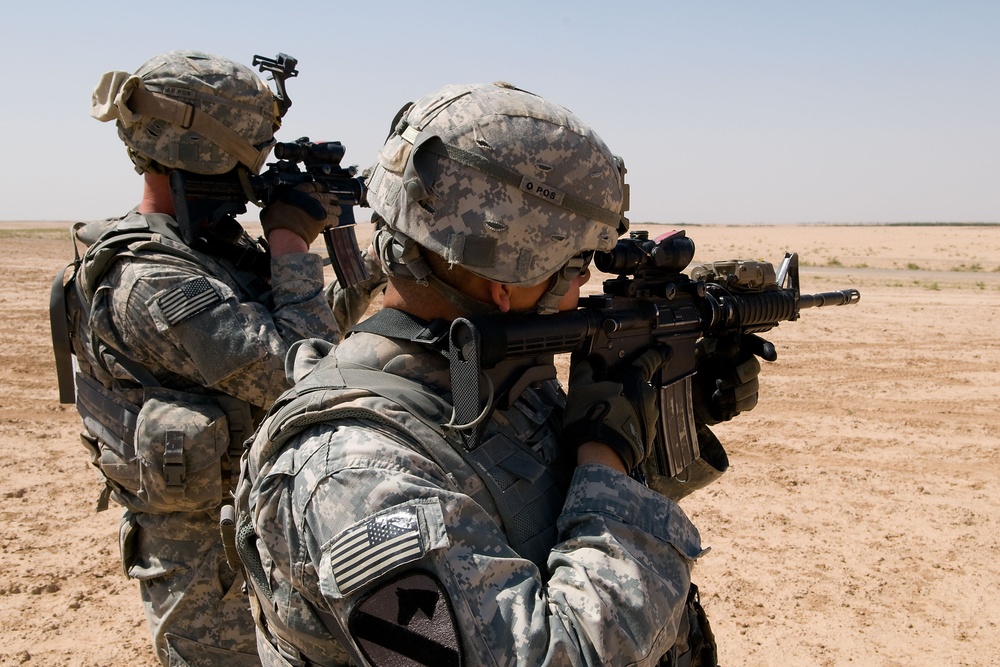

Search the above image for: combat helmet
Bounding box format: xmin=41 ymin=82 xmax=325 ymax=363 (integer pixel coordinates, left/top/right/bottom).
xmin=367 ymin=82 xmax=630 ymax=314
xmin=90 ymin=50 xmax=278 ymax=175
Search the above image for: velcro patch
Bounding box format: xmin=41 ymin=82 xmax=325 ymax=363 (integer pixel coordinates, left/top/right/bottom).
xmin=350 ymin=570 xmax=461 ymax=667
xmin=330 ymin=506 xmax=426 ymax=595
xmin=156 ymin=277 xmax=222 ymax=326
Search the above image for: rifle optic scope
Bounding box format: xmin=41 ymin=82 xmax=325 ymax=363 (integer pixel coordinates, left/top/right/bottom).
xmin=273 ymin=139 xmax=346 ymax=165
xmin=595 ymin=230 xmax=696 ymax=276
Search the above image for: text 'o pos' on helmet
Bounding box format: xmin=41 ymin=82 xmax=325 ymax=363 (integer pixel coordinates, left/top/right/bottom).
xmin=366 ymin=81 xmax=631 ymax=288
xmin=90 ymin=50 xmax=278 ymax=175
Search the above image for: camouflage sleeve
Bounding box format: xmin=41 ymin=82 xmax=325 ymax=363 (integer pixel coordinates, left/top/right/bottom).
xmin=101 ymin=251 xmax=338 ymax=408
xmin=324 ymin=247 xmax=387 ymax=333
xmin=268 ymin=252 xmax=342 ymax=343
xmin=251 ymin=425 xmax=705 ymax=666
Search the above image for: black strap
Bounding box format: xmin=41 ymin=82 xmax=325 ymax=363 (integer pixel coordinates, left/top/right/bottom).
xmin=49 ymin=265 xmax=76 ymax=404
xmin=110 ymin=348 xmax=161 ymax=388
xmin=348 ymin=307 xmax=450 ymax=350
xmin=350 ymin=309 xmax=493 ymax=450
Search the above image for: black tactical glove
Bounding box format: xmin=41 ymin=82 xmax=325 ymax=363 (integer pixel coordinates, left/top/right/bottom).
xmin=260 ymin=182 xmax=342 ymax=245
xmin=692 ymin=333 xmax=768 ymax=425
xmin=563 ymin=347 xmax=670 ymax=471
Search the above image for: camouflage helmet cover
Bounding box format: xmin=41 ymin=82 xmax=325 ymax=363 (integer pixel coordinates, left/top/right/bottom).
xmin=366 ymin=82 xmax=629 ymax=286
xmin=91 ymin=50 xmax=277 ymax=175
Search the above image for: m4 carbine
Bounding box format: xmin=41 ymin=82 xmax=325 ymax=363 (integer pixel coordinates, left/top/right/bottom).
xmin=168 ymin=138 xmax=370 ymax=288
xmin=445 ymin=229 xmax=861 ymax=498
xmin=168 ymin=52 xmax=370 ymax=288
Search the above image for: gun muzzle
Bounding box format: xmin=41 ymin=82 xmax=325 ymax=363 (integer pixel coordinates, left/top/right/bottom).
xmin=798 ymin=289 xmax=861 ymax=309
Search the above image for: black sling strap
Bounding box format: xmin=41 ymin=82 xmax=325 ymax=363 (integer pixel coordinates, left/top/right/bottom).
xmin=348 ymin=307 xmax=450 ymax=350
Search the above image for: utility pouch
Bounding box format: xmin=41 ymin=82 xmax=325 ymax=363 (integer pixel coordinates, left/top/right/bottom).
xmin=131 ymin=387 xmax=231 ymax=513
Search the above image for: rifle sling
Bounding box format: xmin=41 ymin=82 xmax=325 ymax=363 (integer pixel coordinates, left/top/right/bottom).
xmin=348 ymin=308 xmax=450 ymax=350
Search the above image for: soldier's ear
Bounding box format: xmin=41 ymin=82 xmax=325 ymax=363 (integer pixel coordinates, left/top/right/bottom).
xmin=488 ymin=282 xmax=514 ymax=313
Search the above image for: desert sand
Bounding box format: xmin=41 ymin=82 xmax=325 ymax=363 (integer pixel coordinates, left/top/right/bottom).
xmin=1 ymin=221 xmax=997 ymax=666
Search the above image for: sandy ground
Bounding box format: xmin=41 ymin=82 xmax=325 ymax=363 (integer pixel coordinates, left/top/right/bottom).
xmin=0 ymin=221 xmax=997 ymax=666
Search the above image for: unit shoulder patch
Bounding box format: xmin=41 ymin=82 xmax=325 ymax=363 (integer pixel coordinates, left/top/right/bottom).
xmin=349 ymin=570 xmax=461 ymax=667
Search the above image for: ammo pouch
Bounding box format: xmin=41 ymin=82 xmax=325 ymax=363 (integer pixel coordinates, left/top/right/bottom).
xmin=85 ymin=377 xmax=247 ymax=514
xmin=133 ymin=387 xmax=231 ymax=513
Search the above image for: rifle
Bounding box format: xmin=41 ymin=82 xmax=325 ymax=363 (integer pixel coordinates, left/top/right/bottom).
xmin=167 ymin=52 xmax=371 ymax=288
xmin=445 ymin=229 xmax=860 ymax=498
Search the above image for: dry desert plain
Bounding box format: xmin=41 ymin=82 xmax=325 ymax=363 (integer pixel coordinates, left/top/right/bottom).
xmin=0 ymin=221 xmax=998 ymax=666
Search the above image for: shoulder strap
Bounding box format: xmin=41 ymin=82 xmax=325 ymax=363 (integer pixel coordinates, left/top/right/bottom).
xmin=49 ymin=219 xmax=162 ymax=403
xmin=251 ymin=360 xmax=459 ymax=479
xmin=76 ymin=217 xmax=195 ymax=302
xmin=349 ymin=308 xmax=492 ymax=449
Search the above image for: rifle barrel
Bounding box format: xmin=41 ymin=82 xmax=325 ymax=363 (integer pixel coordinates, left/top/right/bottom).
xmin=798 ymin=289 xmax=861 ymax=309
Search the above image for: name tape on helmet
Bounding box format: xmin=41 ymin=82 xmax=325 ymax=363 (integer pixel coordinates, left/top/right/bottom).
xmin=518 ymin=177 xmax=565 ymax=206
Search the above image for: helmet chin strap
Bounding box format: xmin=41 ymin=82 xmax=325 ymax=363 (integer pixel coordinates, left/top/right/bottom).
xmin=373 ymin=225 xmax=500 ymax=316
xmin=533 ymin=252 xmax=591 ymax=315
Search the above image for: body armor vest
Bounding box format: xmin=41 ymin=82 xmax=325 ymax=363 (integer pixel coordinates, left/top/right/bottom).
xmin=240 ymin=321 xmax=572 ymax=570
xmin=50 ymin=213 xmax=261 ymax=513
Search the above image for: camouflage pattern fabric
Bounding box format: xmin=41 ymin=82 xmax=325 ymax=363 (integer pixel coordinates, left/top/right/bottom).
xmin=85 ymin=217 xmax=339 ymax=407
xmin=90 ymin=51 xmax=276 ymax=175
xmin=240 ymin=333 xmax=707 ymax=666
xmin=121 ymin=510 xmax=258 ymax=665
xmin=72 ymin=210 xmax=350 ymax=666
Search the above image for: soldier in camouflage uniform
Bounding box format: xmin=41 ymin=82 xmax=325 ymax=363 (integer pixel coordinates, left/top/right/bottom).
xmin=53 ymin=51 xmax=381 ymax=666
xmin=235 ymin=83 xmax=760 ymax=666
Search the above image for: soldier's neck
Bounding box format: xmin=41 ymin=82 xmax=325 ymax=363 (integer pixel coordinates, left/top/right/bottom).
xmin=137 ymin=172 xmax=175 ymax=216
xmin=382 ymin=280 xmax=464 ymax=322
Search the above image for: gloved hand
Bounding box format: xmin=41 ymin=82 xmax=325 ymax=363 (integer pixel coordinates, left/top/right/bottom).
xmin=563 ymin=346 xmax=670 ymax=471
xmin=692 ymin=333 xmax=768 ymax=425
xmin=260 ymin=182 xmax=341 ymax=245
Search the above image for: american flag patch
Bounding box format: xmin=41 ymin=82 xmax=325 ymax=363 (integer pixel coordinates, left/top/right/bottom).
xmin=331 ymin=507 xmax=425 ymax=595
xmin=157 ymin=277 xmax=222 ymax=326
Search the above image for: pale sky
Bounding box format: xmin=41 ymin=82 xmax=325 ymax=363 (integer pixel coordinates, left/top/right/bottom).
xmin=2 ymin=0 xmax=997 ymax=224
